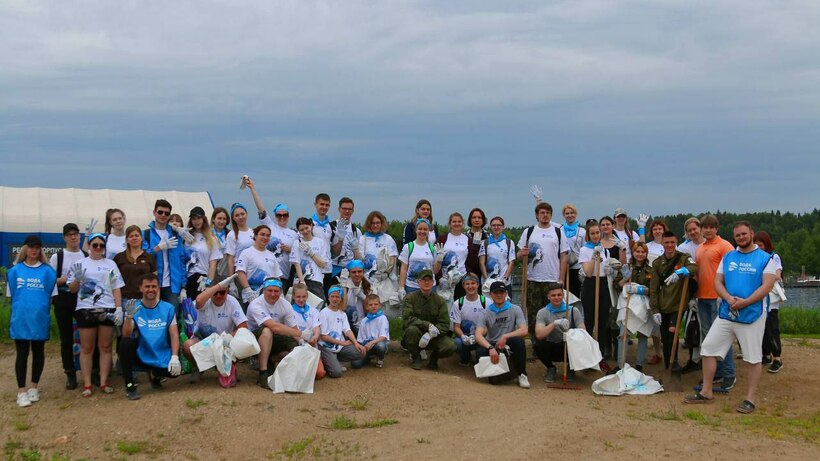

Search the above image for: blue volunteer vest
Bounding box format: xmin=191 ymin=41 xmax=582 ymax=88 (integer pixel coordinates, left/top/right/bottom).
xmin=718 ymin=249 xmax=771 ymax=324
xmin=7 ymin=263 xmax=57 ymax=340
xmin=134 ymin=300 xmax=176 ymax=368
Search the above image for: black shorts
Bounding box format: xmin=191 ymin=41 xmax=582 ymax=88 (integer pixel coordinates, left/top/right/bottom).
xmin=75 ymin=308 xmax=115 ymax=328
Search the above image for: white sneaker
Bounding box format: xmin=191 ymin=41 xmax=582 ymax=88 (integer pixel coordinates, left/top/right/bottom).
xmin=26 ymin=388 xmax=40 ymax=402
xmin=17 ymin=392 xmax=32 ymax=408
xmin=518 ymin=374 xmax=531 ymax=389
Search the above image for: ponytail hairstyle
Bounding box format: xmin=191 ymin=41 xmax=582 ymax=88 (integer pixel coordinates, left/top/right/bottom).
xmin=104 ymin=208 xmax=125 ymax=235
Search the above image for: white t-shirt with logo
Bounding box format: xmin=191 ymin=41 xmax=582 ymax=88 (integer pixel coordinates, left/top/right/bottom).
xmin=578 ymin=245 xmax=609 ymax=277
xmin=561 ymin=226 xmax=587 ymax=270
xmin=224 ymin=229 xmax=255 ymax=259
xmin=357 ymin=315 xmax=390 ymax=344
xmin=484 ymin=238 xmax=516 ymax=285
xmin=236 ymin=247 xmax=283 ymax=290
xmin=615 ymin=229 xmax=640 ymax=263
xmin=677 ymin=240 xmax=701 ymax=261
xmin=359 ymin=233 xmax=398 ymax=283
xmin=66 ymin=257 xmax=125 ymax=310
xmin=319 ymin=307 xmax=351 ymax=352
xmin=49 ymin=250 xmax=86 ymax=278
xmin=106 ymin=234 xmax=127 ymax=260
xmin=289 ymin=237 xmax=330 ymax=284
xmin=261 ymin=215 xmax=298 ymax=278
xmin=647 ymin=241 xmax=664 ymax=258
xmin=291 ymin=304 xmax=321 ymax=334
xmin=398 ymin=241 xmax=436 ymax=289
xmin=246 ymin=296 xmax=297 ymax=331
xmin=450 ymin=296 xmax=489 ymax=334
xmin=185 ymin=233 xmax=222 ymax=276
xmin=196 ymin=296 xmax=247 ymax=334
xmin=312 ymin=219 xmax=334 ymax=273
xmin=441 ymin=233 xmax=472 ymax=274
xmin=517 ymin=223 xmax=570 ymax=283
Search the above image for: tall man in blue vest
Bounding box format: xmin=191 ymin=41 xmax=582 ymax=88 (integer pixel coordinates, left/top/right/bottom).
xmin=685 ymin=222 xmax=776 ymax=414
xmin=142 ymin=199 xmax=188 ymax=307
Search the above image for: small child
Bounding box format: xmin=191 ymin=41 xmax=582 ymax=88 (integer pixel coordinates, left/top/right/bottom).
xmin=533 ymin=283 xmax=585 ymax=383
xmin=290 ymin=283 xmax=326 ymax=379
xmin=352 ymin=294 xmax=390 ymax=368
xmin=318 ymin=286 xmax=367 ymax=377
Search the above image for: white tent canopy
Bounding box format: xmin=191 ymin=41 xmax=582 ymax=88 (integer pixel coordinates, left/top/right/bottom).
xmin=0 ymin=186 xmax=214 ymax=233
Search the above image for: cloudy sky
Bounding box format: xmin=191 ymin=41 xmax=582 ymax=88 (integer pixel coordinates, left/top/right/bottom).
xmin=1 ymin=0 xmax=818 ymax=227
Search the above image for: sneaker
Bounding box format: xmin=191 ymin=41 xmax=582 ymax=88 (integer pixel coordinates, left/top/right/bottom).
xmin=410 ymin=356 xmax=423 ymax=370
xmin=762 ymin=355 xmax=772 ymax=365
xmin=81 ymin=386 xmax=93 ymax=397
xmin=606 ymin=366 xmax=620 ymax=376
xmin=518 ymin=374 xmax=531 ymax=389
xmin=101 ymin=385 xmax=115 ymax=394
xmin=698 ymin=376 xmax=724 ymax=385
xmin=375 ymin=359 xmax=384 ymax=368
xmin=26 ymin=388 xmax=40 ymax=403
xmin=681 ymin=360 xmax=700 ymax=374
xmin=149 ymin=375 xmax=162 ymax=390
xmin=599 ymin=360 xmax=612 ymax=373
xmin=257 ymin=370 xmax=271 ymax=388
xmin=125 ymin=384 xmax=140 ymax=401
xmin=647 ymin=354 xmax=662 ymax=365
xmin=670 ymin=362 xmax=682 ymax=373
xmin=544 ymin=367 xmax=557 ymax=383
xmin=65 ymin=372 xmax=78 ymax=390
xmin=719 ymin=376 xmax=737 ymax=391
xmin=189 ymin=368 xmax=201 ymax=384
xmin=17 ymin=392 xmax=32 ymax=408
xmin=768 ymin=360 xmax=783 ymax=374
xmin=249 ymin=356 xmax=260 ymax=371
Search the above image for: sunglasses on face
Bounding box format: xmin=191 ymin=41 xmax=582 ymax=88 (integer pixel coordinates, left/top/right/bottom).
xmin=214 ymin=290 xmax=227 ymax=296
xmin=91 ymin=243 xmax=105 ymax=249
xmin=156 ymin=210 xmax=171 ymax=216
xmin=276 ymin=213 xmax=289 ymax=218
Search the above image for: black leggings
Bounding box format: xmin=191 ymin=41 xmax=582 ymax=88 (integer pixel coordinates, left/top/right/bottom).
xmin=582 ymin=276 xmax=613 ymax=358
xmin=15 ymin=340 xmax=45 ymax=388
xmin=660 ymin=312 xmax=678 ymax=369
xmin=53 ymin=291 xmax=78 ymax=373
xmin=118 ymin=337 xmax=172 ymax=387
xmin=762 ymin=309 xmax=782 ymax=358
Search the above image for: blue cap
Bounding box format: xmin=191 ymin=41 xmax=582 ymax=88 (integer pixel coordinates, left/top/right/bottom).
xmin=328 ymin=286 xmax=345 ymax=297
xmin=88 ymin=232 xmax=107 ymax=243
xmin=346 ymin=260 xmax=365 ymax=270
xmin=272 ymin=203 xmax=289 ymax=213
xmin=261 ymin=278 xmax=283 ymax=290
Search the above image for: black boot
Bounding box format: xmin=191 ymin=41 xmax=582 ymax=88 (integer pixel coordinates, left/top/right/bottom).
xmin=427 ymin=352 xmax=439 ymax=370
xmin=410 ymin=354 xmax=423 ymax=370
xmin=65 ymin=371 xmax=78 ymax=390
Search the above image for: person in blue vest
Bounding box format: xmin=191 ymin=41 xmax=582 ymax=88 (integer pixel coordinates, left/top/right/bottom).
xmin=7 ymin=235 xmax=57 ymax=407
xmin=684 ymin=221 xmax=776 ymax=414
xmin=142 ymin=199 xmax=188 ymax=307
xmin=118 ymin=272 xmax=182 ymax=400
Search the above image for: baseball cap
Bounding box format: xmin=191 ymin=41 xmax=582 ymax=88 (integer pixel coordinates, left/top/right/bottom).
xmin=63 ymin=223 xmax=80 ymax=235
xmin=189 ymin=206 xmax=206 ymax=218
xmin=614 ymin=208 xmax=628 ymax=217
xmin=24 ymin=235 xmax=42 ymax=247
xmin=489 ymin=281 xmax=507 ymax=293
xmin=417 ymin=269 xmax=434 ymax=280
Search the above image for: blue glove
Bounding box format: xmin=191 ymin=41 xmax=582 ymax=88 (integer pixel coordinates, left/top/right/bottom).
xmin=675 ymin=267 xmax=690 ymax=277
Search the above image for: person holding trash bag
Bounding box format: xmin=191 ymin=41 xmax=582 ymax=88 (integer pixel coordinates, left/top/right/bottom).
xmin=359 ymin=210 xmax=398 ymax=285
xmin=246 ymin=278 xmax=301 ymax=388
xmin=450 ymin=273 xmax=490 ymax=366
xmin=475 ymin=281 xmax=530 ymax=388
xmin=182 ymin=274 xmax=248 ymax=382
xmin=119 ymin=273 xmax=181 ymax=400
xmin=401 ymin=269 xmax=455 ymax=370
xmin=533 ymin=283 xmax=585 ymax=383
xmin=483 ymin=216 xmax=516 ymax=297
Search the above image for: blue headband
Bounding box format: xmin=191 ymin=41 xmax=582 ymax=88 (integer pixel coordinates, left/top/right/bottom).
xmin=416 ymin=218 xmax=431 ymax=228
xmin=462 ymin=274 xmax=479 ymax=284
xmin=328 ymin=286 xmax=345 ymax=297
xmin=273 ymin=203 xmax=289 ymax=213
xmin=230 ymin=202 xmax=247 ymax=216
xmin=88 ymin=232 xmax=107 ymax=243
xmin=261 ymin=279 xmax=282 ymax=289
xmin=346 ymin=260 xmax=365 ymax=270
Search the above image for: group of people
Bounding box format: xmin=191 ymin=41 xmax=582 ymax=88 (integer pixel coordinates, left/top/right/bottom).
xmin=6 ymin=179 xmax=785 ymax=414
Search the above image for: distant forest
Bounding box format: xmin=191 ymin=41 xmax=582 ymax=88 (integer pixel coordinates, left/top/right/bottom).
xmin=382 ymin=209 xmax=820 ymax=277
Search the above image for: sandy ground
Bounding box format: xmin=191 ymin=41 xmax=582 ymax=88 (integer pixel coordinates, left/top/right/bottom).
xmin=1 ymin=338 xmax=818 ymax=461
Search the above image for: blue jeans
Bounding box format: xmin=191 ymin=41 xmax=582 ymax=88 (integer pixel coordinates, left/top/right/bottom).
xmin=454 ymin=336 xmax=478 ymax=364
xmin=698 ymin=299 xmax=735 ymax=378
xmin=617 ymin=327 xmax=648 ymax=368
xmin=351 ymin=341 xmax=388 ymax=368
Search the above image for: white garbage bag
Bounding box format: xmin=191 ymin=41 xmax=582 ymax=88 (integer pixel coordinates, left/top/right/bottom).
xmin=189 ymin=333 xmax=220 ymax=371
xmin=605 ymin=257 xmax=622 ymax=308
xmin=213 ymin=335 xmax=234 ymax=377
xmin=566 ymin=328 xmax=602 ymax=371
xmin=591 ymin=363 xmax=664 ymax=395
xmin=286 ymin=287 xmax=325 ymax=310
xmin=269 ymin=345 xmax=320 ymax=394
xmin=474 ymin=354 xmax=510 ymax=378
xmin=230 ymin=327 xmax=261 ymax=360
xmin=617 ymin=285 xmax=654 ymax=338
xmin=768 ymin=281 xmax=787 ymax=305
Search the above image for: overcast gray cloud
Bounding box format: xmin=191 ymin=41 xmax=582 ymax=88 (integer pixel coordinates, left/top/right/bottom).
xmin=1 ymin=0 xmax=818 ymax=226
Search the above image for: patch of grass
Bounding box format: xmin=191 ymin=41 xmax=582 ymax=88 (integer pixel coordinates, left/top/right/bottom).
xmin=15 ymin=420 xmax=32 ymax=431
xmin=116 ymin=440 xmax=162 ymax=456
xmin=779 ymin=308 xmax=820 ymax=335
xmin=58 ymin=402 xmax=72 ymax=410
xmin=185 ymin=398 xmax=207 ymax=410
xmin=362 ymin=418 xmax=398 ymax=428
xmin=20 ymin=450 xmax=41 ymax=461
xmin=278 ymin=436 xmax=315 ymax=459
xmin=683 ymin=410 xmax=707 ymax=422
xmin=416 ymin=438 xmax=430 ymax=444
xmin=603 ymin=440 xmax=622 ymax=451
xmin=389 ymin=317 xmax=404 ymax=341
xmin=737 ymin=412 xmax=820 ymax=443
xmin=50 ymin=454 xmax=71 ymax=461
xmin=650 ymin=408 xmax=681 ymax=421
xmin=346 ymin=396 xmax=369 ymax=411
xmin=792 ymin=338 xmax=820 ymax=350
xmin=330 ymin=415 xmax=357 ymax=430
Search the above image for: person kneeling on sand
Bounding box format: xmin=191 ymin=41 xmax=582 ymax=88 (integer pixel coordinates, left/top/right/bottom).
xmin=351 ymin=294 xmax=390 ymax=369
xmin=246 ymin=278 xmax=301 ymax=388
xmin=401 ymin=269 xmax=455 ymax=370
xmin=319 ymin=286 xmax=366 ymax=377
xmin=533 ymin=283 xmax=585 ymax=384
xmin=475 ymin=281 xmax=530 ymax=388
xmin=119 ymin=273 xmax=181 ymax=400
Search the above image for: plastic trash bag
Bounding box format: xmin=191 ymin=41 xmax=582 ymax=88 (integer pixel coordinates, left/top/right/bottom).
xmin=768 ymin=281 xmax=787 ymax=305
xmin=230 ymin=327 xmax=261 ymax=360
xmin=566 ymin=328 xmax=602 ymax=371
xmin=218 ymin=365 xmax=237 ymax=388
xmin=269 ymin=345 xmax=321 ymax=394
xmin=616 ymin=285 xmax=654 ymax=338
xmin=591 ymin=363 xmax=664 ymax=396
xmin=213 ymin=335 xmax=234 ymax=377
xmin=189 ymin=333 xmax=219 ymax=371
xmin=285 ymin=287 xmax=325 ymax=310
xmin=474 ymin=354 xmax=510 ymax=378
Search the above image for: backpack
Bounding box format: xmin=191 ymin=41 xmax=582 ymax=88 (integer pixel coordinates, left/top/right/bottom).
xmin=457 ymin=295 xmax=487 ymax=309
xmin=523 ymin=225 xmax=562 ymax=258
xmin=330 ymin=221 xmax=359 ymax=243
xmin=407 ymin=241 xmax=435 ymax=259
xmin=55 ymin=248 xmax=89 ymax=277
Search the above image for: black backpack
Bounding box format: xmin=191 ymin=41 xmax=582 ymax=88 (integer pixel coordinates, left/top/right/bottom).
xmin=55 ymin=248 xmax=89 ymax=277
xmin=523 ymin=225 xmax=562 ymax=258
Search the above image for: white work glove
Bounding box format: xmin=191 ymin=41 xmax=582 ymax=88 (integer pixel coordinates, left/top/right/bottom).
xmin=107 ymin=306 xmax=124 ymax=326
xmin=653 ymin=313 xmax=662 ymax=325
xmin=124 ymin=299 xmax=140 ymax=319
xmin=241 ymin=287 xmax=258 ymax=303
xmin=299 ymin=241 xmax=315 ymax=258
xmin=461 ymin=335 xmax=471 ymax=346
xmin=625 ymin=284 xmax=647 ymax=295
xmin=552 ymin=318 xmax=570 ymax=332
xmin=530 ymin=185 xmax=543 ymax=202
xmin=372 ymin=271 xmax=387 ymax=282
xmin=300 ymin=329 xmax=313 ymax=342
xmin=615 ymin=239 xmax=627 ymax=250
xmin=605 ymin=265 xmax=617 ymax=276
xmin=349 ymin=236 xmax=359 ymax=251
xmin=688 ymin=298 xmax=698 ymax=313
xmin=592 ymin=245 xmax=603 ymax=258
xmin=336 ymin=218 xmax=349 ymax=240
xmin=620 ymin=266 xmax=632 ymax=280
xmin=428 ymin=324 xmax=440 ymax=338
xmin=419 ymin=332 xmax=432 ymax=349
xmin=434 ymin=243 xmax=446 ymax=263
xmin=398 ymin=288 xmax=406 ymax=301
xmin=70 ymin=262 xmax=87 ymax=284
xmin=197 ymin=276 xmax=211 ymax=292
xmin=217 ymin=273 xmax=238 ymax=289
xmin=636 ymin=213 xmax=649 ymax=229
xmin=354 ymin=287 xmax=367 ymax=301
xmin=664 ymin=267 xmax=690 ymax=286
xmin=157 ymin=236 xmax=179 ymax=251
xmin=577 ymin=266 xmax=586 ymax=283
xmin=171 ymin=224 xmax=196 ymax=245
xmin=84 ymin=218 xmax=98 ymax=235
xmin=468 ymin=335 xmax=476 ymax=346
xmin=168 ymin=355 xmax=182 ymax=376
